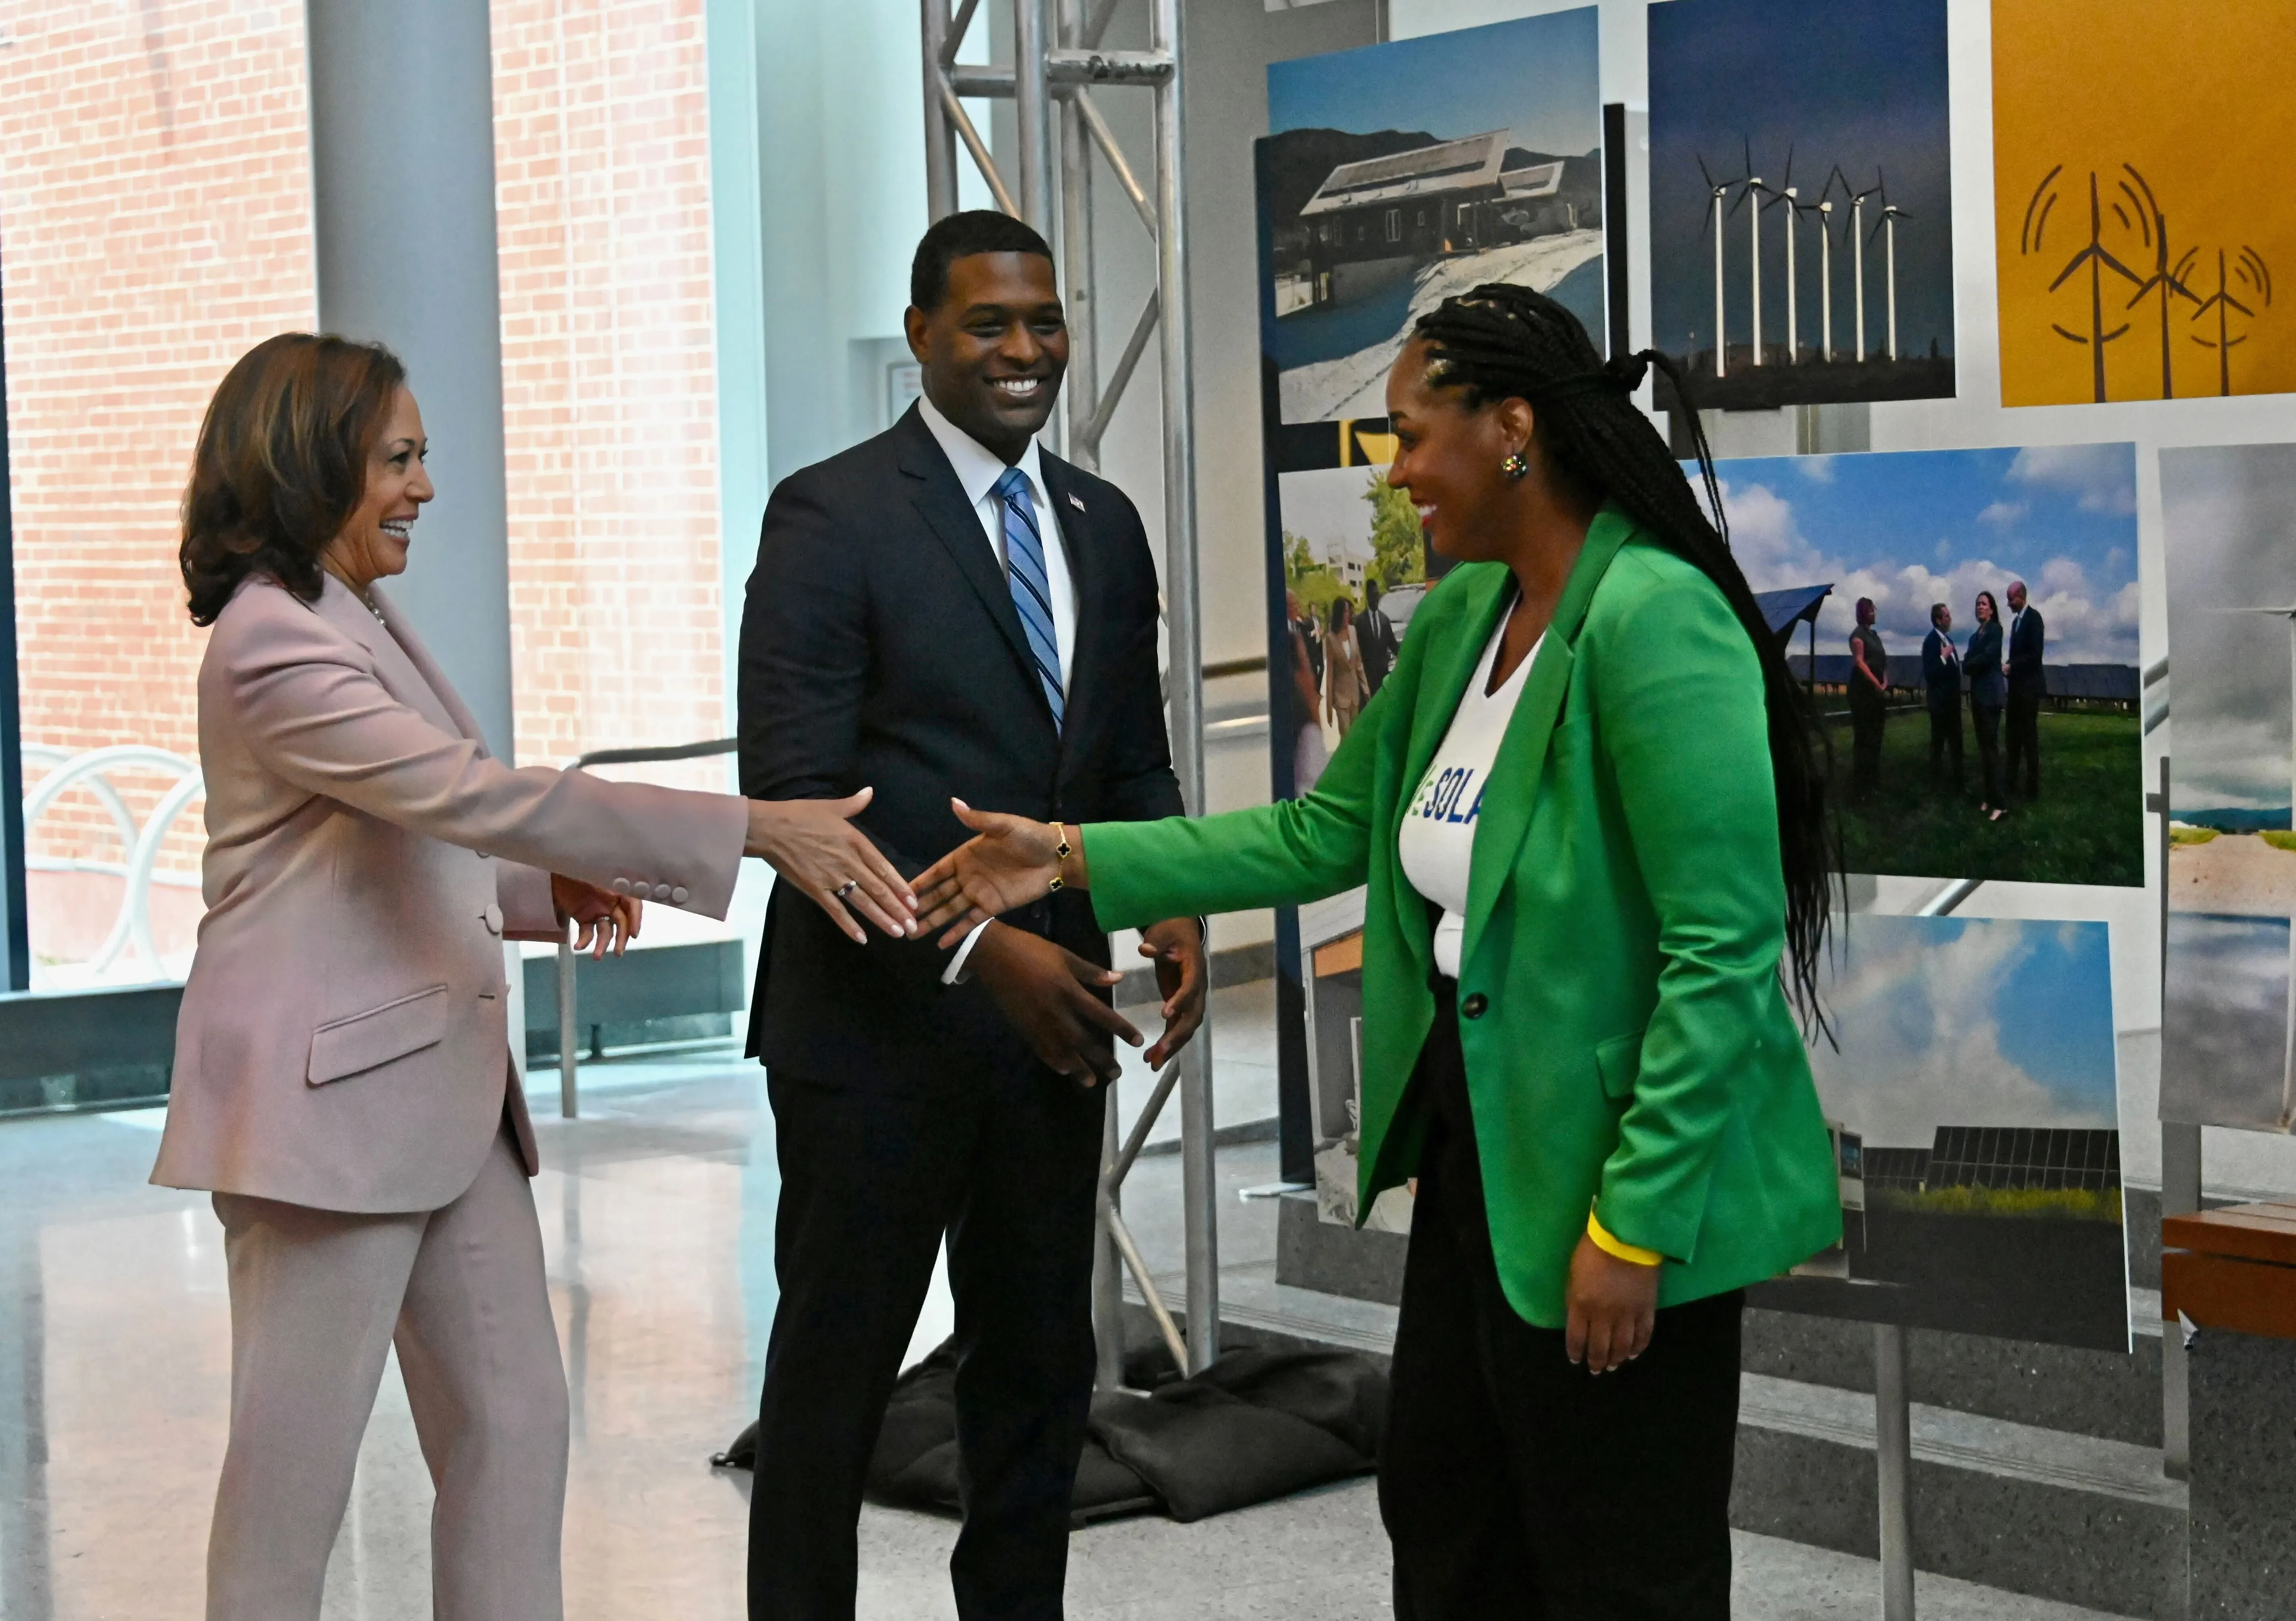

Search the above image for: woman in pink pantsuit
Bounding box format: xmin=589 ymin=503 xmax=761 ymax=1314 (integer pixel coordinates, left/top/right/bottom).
xmin=153 ymin=334 xmax=914 ymax=1621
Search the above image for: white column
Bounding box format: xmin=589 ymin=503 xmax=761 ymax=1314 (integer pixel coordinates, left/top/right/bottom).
xmin=306 ymin=0 xmax=518 ymax=762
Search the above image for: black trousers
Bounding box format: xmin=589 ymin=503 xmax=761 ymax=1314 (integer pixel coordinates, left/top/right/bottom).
xmin=1381 ymin=986 xmax=1745 ymax=1620
xmin=1927 ymin=699 xmax=1963 ymax=790
xmin=1972 ymin=702 xmax=2005 ymax=805
xmin=2005 ymin=692 xmax=2041 ymax=797
xmin=748 ymin=1056 xmax=1104 ymax=1621
xmin=1848 ymin=688 xmax=1886 ymax=798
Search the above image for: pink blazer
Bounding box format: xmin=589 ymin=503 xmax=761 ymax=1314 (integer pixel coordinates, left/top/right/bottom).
xmin=152 ymin=574 xmax=748 ymax=1213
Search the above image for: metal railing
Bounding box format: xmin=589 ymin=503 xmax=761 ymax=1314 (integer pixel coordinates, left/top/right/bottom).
xmin=21 ymin=745 xmax=206 ymax=984
xmin=553 ymin=737 xmax=736 ymax=1117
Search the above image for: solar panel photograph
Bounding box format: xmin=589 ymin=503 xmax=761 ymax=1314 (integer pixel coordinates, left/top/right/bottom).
xmin=1709 ymin=443 xmax=2143 ymax=887
xmin=1748 ymin=915 xmax=2129 ymax=1351
xmin=1256 ymin=8 xmax=1603 ymax=425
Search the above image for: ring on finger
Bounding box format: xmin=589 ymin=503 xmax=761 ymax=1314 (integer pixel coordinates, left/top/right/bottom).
xmin=835 ymin=879 xmax=858 ymax=899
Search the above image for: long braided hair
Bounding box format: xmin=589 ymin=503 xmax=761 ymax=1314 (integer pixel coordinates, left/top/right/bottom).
xmin=1409 ymin=282 xmax=1838 ymax=1025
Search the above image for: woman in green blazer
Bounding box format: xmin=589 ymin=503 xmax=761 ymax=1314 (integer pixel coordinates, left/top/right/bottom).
xmin=918 ymin=286 xmax=1841 ymax=1618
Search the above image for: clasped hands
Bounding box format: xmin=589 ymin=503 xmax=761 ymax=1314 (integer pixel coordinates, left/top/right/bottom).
xmin=552 ymin=790 xmax=1205 ymax=1087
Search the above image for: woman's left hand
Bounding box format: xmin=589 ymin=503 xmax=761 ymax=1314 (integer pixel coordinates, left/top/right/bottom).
xmin=552 ymin=873 xmax=641 ymax=959
xmin=1565 ymin=1233 xmax=1659 ymax=1374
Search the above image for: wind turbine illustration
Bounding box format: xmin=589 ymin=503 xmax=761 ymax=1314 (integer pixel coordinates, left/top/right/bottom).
xmin=1765 ymin=147 xmax=1803 ymax=364
xmin=1844 ymin=171 xmax=1882 ymax=362
xmin=2229 ymin=602 xmax=2296 ymax=1127
xmin=1869 ymin=172 xmax=1911 ymax=363
xmin=2190 ymin=245 xmax=2273 ymax=398
xmin=1696 ymin=152 xmax=1745 ymax=378
xmin=2114 ymin=165 xmax=2198 ymax=399
xmin=2026 ymin=168 xmax=2142 ymax=403
xmin=1734 ymin=138 xmax=1773 ymax=366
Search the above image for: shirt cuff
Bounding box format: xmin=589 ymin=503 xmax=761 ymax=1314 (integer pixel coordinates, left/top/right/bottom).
xmin=942 ymin=918 xmax=995 ymax=985
xmin=1587 ymin=1208 xmax=1663 ymax=1267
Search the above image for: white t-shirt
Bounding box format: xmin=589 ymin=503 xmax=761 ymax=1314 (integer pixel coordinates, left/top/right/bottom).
xmin=1398 ymin=606 xmax=1541 ymax=979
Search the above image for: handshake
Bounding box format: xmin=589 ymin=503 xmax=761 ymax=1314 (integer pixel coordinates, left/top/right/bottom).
xmin=553 ymin=791 xmax=1201 ymax=1086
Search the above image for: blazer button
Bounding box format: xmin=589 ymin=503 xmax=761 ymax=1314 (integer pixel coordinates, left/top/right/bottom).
xmin=483 ymin=902 xmax=504 ymax=935
xmin=611 ymin=878 xmax=632 ymax=895
xmin=1461 ymin=992 xmax=1488 ymax=1020
xmin=653 ymin=883 xmax=673 ymax=900
xmin=670 ymin=886 xmax=690 ymax=904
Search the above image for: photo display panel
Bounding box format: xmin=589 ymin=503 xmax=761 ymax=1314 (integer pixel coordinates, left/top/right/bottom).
xmin=1646 ymin=0 xmax=1956 ymax=411
xmin=1993 ymin=0 xmax=2296 ymax=406
xmin=1702 ymin=444 xmax=2143 ymax=887
xmin=1746 ymin=914 xmax=2131 ymax=1352
xmin=2161 ymin=443 xmax=2296 ymax=1133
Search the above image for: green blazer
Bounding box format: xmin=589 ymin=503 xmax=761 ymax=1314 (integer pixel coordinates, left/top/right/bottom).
xmin=1088 ymin=505 xmax=1840 ymax=1328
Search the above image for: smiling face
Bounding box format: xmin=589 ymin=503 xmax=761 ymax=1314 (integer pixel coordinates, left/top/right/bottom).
xmin=1975 ymin=592 xmax=1997 ymax=624
xmin=325 ymin=386 xmax=431 ymax=594
xmin=905 ymin=251 xmax=1067 ymax=464
xmin=1382 ymin=338 xmax=1537 ymax=564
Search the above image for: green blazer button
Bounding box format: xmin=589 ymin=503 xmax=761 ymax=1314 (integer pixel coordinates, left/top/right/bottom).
xmin=1461 ymin=993 xmax=1488 ymax=1019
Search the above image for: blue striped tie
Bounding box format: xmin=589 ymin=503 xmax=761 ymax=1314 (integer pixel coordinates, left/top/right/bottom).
xmin=994 ymin=467 xmax=1065 ymax=729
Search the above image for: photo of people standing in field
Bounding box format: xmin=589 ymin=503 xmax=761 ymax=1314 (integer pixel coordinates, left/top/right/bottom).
xmin=1706 ymin=442 xmax=2142 ymax=887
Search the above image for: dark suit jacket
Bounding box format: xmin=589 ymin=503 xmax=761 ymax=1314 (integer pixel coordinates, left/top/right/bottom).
xmin=738 ymin=404 xmax=1184 ymax=1083
xmin=1964 ymin=620 xmax=2007 ymax=710
xmin=1357 ymin=606 xmax=1399 ymax=695
xmin=2007 ymin=606 xmax=2046 ymax=699
xmin=1921 ymin=628 xmax=1962 ymax=707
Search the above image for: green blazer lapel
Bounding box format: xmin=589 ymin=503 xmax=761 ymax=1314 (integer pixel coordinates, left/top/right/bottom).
xmin=1459 ymin=507 xmax=1634 ymax=969
xmin=1392 ymin=566 xmax=1514 ymax=958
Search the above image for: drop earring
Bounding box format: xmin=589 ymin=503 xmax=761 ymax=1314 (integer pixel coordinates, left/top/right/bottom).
xmin=1500 ymin=452 xmax=1530 ymax=481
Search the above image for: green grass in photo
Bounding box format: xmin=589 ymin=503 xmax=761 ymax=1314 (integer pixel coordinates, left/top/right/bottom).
xmin=2259 ymin=831 xmax=2296 ymax=854
xmin=1872 ymin=1184 xmax=2124 ymax=1223
xmin=1823 ymin=708 xmax=2143 ymax=886
xmin=2171 ymin=826 xmax=2221 ymax=847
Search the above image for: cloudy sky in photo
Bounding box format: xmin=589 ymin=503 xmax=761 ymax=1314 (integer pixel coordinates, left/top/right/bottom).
xmin=1811 ymin=914 xmax=2119 ymax=1148
xmin=1279 ymin=464 xmax=1388 ymax=568
xmin=1266 ymin=6 xmax=1600 ymax=155
xmin=2163 ymin=443 xmax=2296 ymax=813
xmin=1706 ymin=443 xmax=2140 ymax=670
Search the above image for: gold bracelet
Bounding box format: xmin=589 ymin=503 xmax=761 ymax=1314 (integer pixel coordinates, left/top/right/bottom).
xmin=1049 ymin=823 xmax=1073 ymax=891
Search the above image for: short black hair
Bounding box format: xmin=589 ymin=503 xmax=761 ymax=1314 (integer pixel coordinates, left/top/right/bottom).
xmin=910 ymin=210 xmax=1055 ymax=311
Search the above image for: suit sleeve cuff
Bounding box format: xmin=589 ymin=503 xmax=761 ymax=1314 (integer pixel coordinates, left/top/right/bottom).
xmin=1587 ymin=1207 xmax=1663 ymax=1267
xmin=943 ymin=918 xmax=994 ymax=985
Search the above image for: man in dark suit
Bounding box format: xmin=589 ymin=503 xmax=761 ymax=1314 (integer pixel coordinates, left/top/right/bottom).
xmin=737 ymin=211 xmax=1206 ymax=1620
xmin=1921 ymin=601 xmax=1964 ymax=793
xmin=1356 ymin=575 xmax=1400 ymax=697
xmin=2005 ymin=578 xmax=2046 ymax=799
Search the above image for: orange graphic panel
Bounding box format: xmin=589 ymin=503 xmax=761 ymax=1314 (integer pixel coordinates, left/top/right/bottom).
xmin=1993 ymin=0 xmax=2296 ymax=405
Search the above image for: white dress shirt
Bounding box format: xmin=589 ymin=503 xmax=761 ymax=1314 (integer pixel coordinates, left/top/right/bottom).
xmin=915 ymin=393 xmax=1079 ymax=980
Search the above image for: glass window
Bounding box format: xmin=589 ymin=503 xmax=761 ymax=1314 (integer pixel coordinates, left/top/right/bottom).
xmin=0 ymin=3 xmax=316 ymax=989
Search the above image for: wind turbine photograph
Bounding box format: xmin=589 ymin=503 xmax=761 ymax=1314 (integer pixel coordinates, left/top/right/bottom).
xmin=1994 ymin=0 xmax=2296 ymax=406
xmin=1647 ymin=0 xmax=1954 ymax=410
xmin=2162 ymin=443 xmax=2296 ymax=1134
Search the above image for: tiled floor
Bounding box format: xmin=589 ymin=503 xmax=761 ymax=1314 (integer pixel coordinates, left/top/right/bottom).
xmin=0 ymin=993 xmax=2128 ymax=1619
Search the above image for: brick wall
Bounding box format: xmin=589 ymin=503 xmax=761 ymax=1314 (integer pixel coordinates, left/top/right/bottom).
xmin=491 ymin=0 xmax=725 ymax=784
xmin=0 ymin=0 xmax=725 ymax=980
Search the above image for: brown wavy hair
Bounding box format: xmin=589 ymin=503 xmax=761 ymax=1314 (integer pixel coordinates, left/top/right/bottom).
xmin=180 ymin=333 xmax=407 ymax=626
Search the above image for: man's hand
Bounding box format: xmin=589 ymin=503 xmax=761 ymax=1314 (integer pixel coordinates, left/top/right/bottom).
xmin=1138 ymin=917 xmax=1206 ymax=1068
xmin=1564 ymin=1231 xmax=1660 ymax=1374
xmin=552 ymin=874 xmax=640 ymax=959
xmin=968 ymin=922 xmax=1141 ymax=1087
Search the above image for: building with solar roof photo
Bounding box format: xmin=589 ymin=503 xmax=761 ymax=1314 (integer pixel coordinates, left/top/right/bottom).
xmin=1750 ymin=915 xmax=2131 ymax=1352
xmin=1258 ymin=10 xmax=1605 ymax=423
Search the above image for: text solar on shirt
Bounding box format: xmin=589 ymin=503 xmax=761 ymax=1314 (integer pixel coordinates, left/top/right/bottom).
xmin=1397 ymin=609 xmax=1541 ymax=980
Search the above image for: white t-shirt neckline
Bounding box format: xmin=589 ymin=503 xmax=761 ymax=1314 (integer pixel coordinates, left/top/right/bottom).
xmin=1397 ymin=603 xmax=1540 ymax=980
